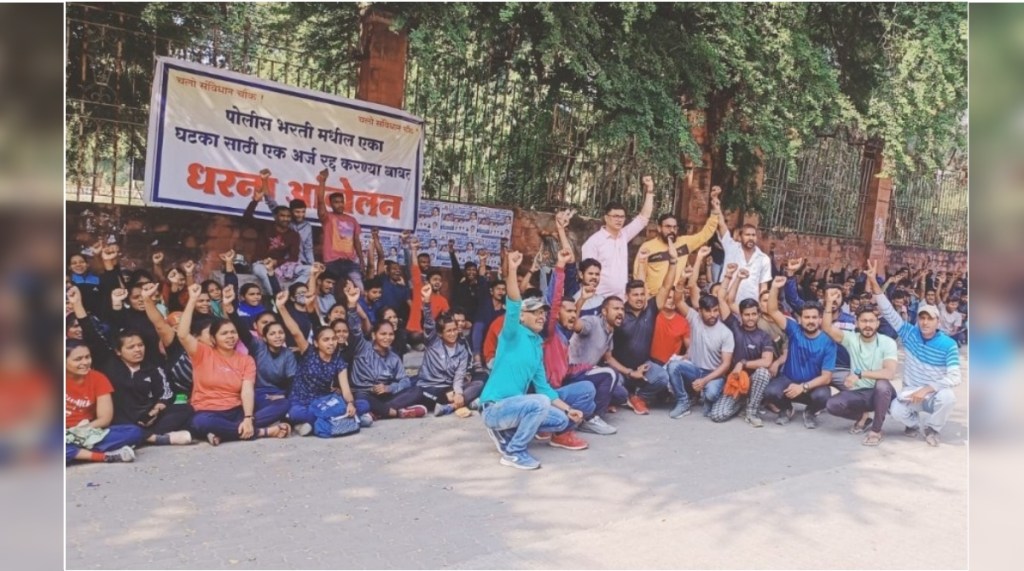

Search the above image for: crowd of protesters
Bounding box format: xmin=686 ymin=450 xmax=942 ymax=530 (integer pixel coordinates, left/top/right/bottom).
xmin=66 ymin=170 xmax=966 ymax=469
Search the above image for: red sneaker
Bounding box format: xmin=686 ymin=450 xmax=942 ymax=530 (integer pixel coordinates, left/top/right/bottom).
xmin=534 ymin=432 xmax=552 ymax=441
xmin=627 ymin=395 xmax=650 ymax=415
xmin=549 ymin=430 xmax=588 ymax=451
xmin=398 ymin=405 xmax=427 ymax=418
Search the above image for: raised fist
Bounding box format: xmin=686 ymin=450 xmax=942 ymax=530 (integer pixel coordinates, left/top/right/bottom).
xmin=507 ymin=251 xmax=523 ymax=268
xmin=710 ymin=185 xmax=722 ymax=199
xmin=697 ymin=245 xmax=712 ymax=258
xmin=580 ymin=285 xmax=597 ymax=300
xmin=771 ymin=276 xmax=788 ymax=289
xmin=182 ymin=260 xmax=196 ymax=275
xmin=317 ymin=169 xmax=329 ymax=184
xmin=275 ymin=290 xmax=289 ymax=307
xmin=725 ymin=262 xmax=739 ymax=275
xmin=187 ymin=283 xmax=202 ymax=299
xmin=259 ymin=168 xmax=271 ymax=180
xmin=557 ymin=248 xmax=574 ymax=265
xmin=311 ymin=262 xmax=325 ymax=275
xmin=152 ymin=252 xmax=164 ymax=266
xmin=681 ymin=265 xmax=694 ymax=280
xmin=111 ymin=288 xmax=128 ymax=304
xmin=737 ymin=268 xmax=750 ymax=280
xmin=219 ymin=249 xmax=236 ymax=263
xmin=222 ymin=285 xmax=236 ymax=305
xmin=787 ymin=258 xmax=804 ymax=274
xmin=448 ymin=239 xmax=456 ymax=252
xmin=636 ymin=247 xmax=651 ymax=262
xmin=66 ymin=286 xmax=81 ymax=305
xmin=421 ymin=284 xmax=433 ymax=304
xmin=101 ymin=245 xmax=119 ymax=262
xmin=343 ymin=282 xmax=361 ymax=306
xmin=262 ymin=258 xmax=277 ymax=272
xmin=141 ymin=282 xmax=160 ymax=299
xmin=641 ymin=175 xmax=654 ymax=193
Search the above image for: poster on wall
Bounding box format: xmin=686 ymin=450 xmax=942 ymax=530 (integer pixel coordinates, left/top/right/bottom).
xmin=361 ymin=200 xmax=514 ymax=271
xmin=143 ymin=57 xmax=424 ymax=232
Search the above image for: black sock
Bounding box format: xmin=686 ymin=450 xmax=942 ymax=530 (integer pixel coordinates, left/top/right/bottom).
xmin=154 ymin=434 xmax=171 ymax=445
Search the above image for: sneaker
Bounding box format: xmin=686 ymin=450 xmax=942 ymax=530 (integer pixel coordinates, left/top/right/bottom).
xmin=398 ymin=404 xmax=427 ymax=418
xmin=904 ymin=426 xmax=921 ymax=439
xmin=775 ymin=408 xmax=794 ymax=426
xmin=485 ymin=428 xmax=511 ymax=455
xmin=669 ymin=401 xmax=692 ymax=419
xmin=499 ymin=451 xmax=541 ymax=470
xmin=534 ymin=432 xmax=552 ymax=441
xmin=104 ymin=446 xmax=136 ymax=463
xmin=744 ymin=413 xmax=764 ymax=428
xmin=579 ymin=416 xmax=617 ymax=435
xmin=924 ymin=428 xmax=940 ymax=447
xmin=434 ymin=404 xmax=455 ymax=417
xmin=802 ymin=409 xmax=818 ymax=429
xmin=293 ymin=422 xmax=313 ymax=436
xmin=358 ymin=413 xmax=374 ymax=428
xmin=468 ymin=398 xmax=481 ymax=411
xmin=549 ymin=431 xmax=588 ymax=451
xmin=626 ymin=395 xmax=650 ymax=415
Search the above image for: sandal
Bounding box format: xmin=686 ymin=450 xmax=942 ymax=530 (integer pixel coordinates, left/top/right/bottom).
xmin=206 ymin=433 xmax=220 ymax=447
xmin=275 ymin=422 xmax=291 ymax=438
xmin=849 ymin=417 xmax=872 ymax=434
xmin=862 ymin=431 xmax=883 ymax=446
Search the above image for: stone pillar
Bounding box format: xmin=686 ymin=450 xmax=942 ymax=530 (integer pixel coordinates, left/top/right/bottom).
xmin=859 ymin=142 xmax=893 ymax=268
xmin=356 ymin=10 xmax=408 ymax=109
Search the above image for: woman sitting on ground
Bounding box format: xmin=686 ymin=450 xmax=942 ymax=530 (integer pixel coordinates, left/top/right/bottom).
xmin=222 ymin=284 xmax=295 ymax=419
xmin=343 ymin=283 xmax=426 ymax=419
xmin=413 ymin=285 xmax=482 ymax=417
xmin=68 ymin=285 xmax=194 ymax=446
xmin=275 ymin=291 xmax=371 ymax=435
xmin=65 ymin=342 xmax=144 ymax=464
xmin=177 ymin=284 xmax=290 ymax=445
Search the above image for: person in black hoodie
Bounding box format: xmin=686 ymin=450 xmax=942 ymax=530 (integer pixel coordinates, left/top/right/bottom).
xmin=67 ymin=285 xmax=193 ymax=446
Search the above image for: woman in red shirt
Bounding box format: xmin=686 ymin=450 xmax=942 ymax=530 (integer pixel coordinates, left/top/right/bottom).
xmin=65 ymin=342 xmax=144 ymax=464
xmin=178 ymin=284 xmax=290 ymax=445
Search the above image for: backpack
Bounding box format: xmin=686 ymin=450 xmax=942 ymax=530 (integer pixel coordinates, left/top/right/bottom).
xmin=310 ymin=393 xmax=360 ymax=438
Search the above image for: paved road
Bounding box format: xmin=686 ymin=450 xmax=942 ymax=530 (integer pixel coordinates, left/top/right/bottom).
xmin=67 ymin=353 xmax=968 ymax=570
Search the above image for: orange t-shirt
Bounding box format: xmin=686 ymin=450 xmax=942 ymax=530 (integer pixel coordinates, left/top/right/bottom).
xmin=650 ymin=312 xmax=691 ymax=364
xmin=190 ymin=343 xmax=256 ymax=412
xmin=483 ymin=314 xmax=506 ymax=363
xmin=65 ymin=370 xmax=113 ymax=428
xmin=407 ymin=266 xmax=451 ymax=333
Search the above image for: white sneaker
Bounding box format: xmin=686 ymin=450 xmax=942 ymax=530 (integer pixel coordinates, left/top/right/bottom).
xmin=579 ymin=416 xmax=617 ymax=435
xmin=294 ymin=422 xmax=313 ymax=436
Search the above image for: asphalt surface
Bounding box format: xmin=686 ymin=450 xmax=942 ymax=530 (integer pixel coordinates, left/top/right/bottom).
xmin=66 ymin=350 xmax=968 ymax=570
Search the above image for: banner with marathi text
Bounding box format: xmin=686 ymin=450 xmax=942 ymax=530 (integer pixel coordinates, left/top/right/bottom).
xmin=144 ymin=57 xmax=424 ymax=231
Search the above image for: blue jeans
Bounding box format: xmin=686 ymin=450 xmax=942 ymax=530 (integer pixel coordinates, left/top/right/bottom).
xmin=556 ymin=382 xmax=597 ymax=419
xmin=565 ymin=367 xmax=615 ymax=417
xmin=326 ymin=259 xmax=364 ymax=295
xmin=482 ymin=395 xmax=568 ymax=454
xmin=627 ymin=360 xmax=670 ymax=402
xmin=667 ymin=359 xmax=725 ymax=415
xmin=66 ymin=424 xmax=144 ymax=464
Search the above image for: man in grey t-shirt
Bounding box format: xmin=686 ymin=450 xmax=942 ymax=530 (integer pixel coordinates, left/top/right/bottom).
xmin=666 ymin=257 xmax=735 ymax=418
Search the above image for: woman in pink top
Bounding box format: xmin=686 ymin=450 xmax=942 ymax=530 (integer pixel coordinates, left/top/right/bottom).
xmin=178 ymin=284 xmax=290 ymax=445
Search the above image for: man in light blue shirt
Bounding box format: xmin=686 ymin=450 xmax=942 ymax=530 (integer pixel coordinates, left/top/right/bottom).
xmin=479 ymin=251 xmax=595 ymax=470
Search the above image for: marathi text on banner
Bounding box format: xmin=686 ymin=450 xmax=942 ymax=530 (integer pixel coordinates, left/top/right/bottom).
xmin=145 ymin=57 xmax=424 ymax=230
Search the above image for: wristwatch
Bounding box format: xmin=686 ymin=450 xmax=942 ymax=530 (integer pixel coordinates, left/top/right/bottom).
xmin=801 ymin=383 xmax=810 ymax=393
xmin=853 ymin=368 xmax=862 ymax=377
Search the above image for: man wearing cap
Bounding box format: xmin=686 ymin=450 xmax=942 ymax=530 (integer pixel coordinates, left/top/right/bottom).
xmin=479 ymin=251 xmax=596 ymax=471
xmin=867 ymin=260 xmax=961 ymax=447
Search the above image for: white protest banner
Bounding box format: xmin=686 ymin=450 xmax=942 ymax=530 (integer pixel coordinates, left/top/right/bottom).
xmin=144 ymin=57 xmax=424 ymax=231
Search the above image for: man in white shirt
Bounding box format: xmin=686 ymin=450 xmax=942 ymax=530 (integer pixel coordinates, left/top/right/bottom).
xmin=714 ymin=187 xmax=772 ymax=302
xmin=581 ymin=176 xmax=655 ymax=299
